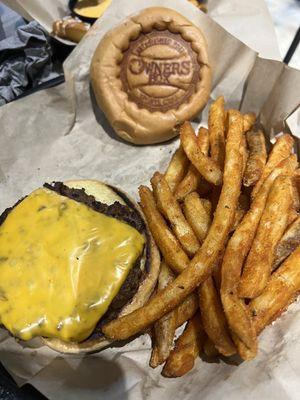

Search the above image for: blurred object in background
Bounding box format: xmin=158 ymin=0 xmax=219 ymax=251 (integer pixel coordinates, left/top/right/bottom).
xmin=52 ymin=17 xmax=90 ymax=43
xmin=70 ymin=0 xmax=112 ymax=22
xmin=0 ymin=3 xmax=64 ymax=105
xmin=266 ymin=0 xmax=300 ymax=68
xmin=188 ymin=0 xmax=207 ymax=12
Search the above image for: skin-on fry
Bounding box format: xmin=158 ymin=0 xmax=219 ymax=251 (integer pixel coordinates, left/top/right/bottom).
xmin=180 ymin=122 xmax=222 ymax=185
xmin=175 ymin=127 xmax=210 ymax=201
xmin=151 ymin=172 xmax=200 ymax=257
xmin=102 ymin=110 xmax=244 ymax=341
xmin=272 ymin=216 xmax=300 ymax=271
xmin=164 ymin=146 xmax=189 ymax=193
xmin=138 ymin=186 xmax=189 ymax=274
xmin=175 ymin=292 xmax=199 ymax=328
xmin=243 ymin=130 xmax=267 ymax=187
xmin=208 ymin=96 xmax=226 ymax=168
xmin=162 ymin=313 xmax=205 ymax=378
xmin=252 ymin=134 xmax=294 ymax=198
xmin=150 ymin=262 xmax=176 ymax=368
xmin=238 ymin=175 xmax=293 ymax=299
xmin=221 ymin=155 xmax=298 ymax=357
xmin=250 ymin=245 xmax=300 ymax=334
xmin=199 ymin=276 xmax=236 ymax=356
xmin=243 ymin=113 xmax=256 ymax=132
xmin=183 ymin=192 xmax=211 ymax=243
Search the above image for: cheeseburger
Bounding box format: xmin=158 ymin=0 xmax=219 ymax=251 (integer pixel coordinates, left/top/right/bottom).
xmin=0 ymin=180 xmax=160 ymax=354
xmin=90 ymin=7 xmax=211 ymax=145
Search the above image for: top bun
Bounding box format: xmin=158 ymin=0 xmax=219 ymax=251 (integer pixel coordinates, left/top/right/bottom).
xmin=90 ymin=7 xmax=211 ymax=145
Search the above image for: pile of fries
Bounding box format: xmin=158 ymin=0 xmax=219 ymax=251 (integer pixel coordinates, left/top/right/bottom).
xmin=103 ymin=97 xmax=300 ymax=377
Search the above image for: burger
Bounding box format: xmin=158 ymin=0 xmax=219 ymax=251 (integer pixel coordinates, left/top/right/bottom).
xmin=0 ymin=180 xmax=160 ymax=354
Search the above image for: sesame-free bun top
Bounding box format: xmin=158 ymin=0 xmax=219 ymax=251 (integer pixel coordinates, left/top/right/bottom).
xmin=90 ymin=7 xmax=211 ymax=145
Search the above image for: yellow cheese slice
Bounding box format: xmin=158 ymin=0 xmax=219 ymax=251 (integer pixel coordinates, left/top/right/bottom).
xmin=0 ymin=187 xmax=144 ymax=342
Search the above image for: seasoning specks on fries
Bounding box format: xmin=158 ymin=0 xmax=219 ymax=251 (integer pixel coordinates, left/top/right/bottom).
xmin=103 ymin=98 xmax=300 ymax=377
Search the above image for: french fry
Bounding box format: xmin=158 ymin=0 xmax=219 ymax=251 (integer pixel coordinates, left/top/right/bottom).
xmin=288 ymin=209 xmax=298 ymax=226
xmin=202 ymin=198 xmax=212 ymax=216
xmin=199 ymin=276 xmax=236 ymax=356
xmin=102 ymin=110 xmax=244 ymax=341
xmin=291 ymin=177 xmax=300 ymax=211
xmin=240 ymin=134 xmax=249 ymax=176
xmin=208 ymin=96 xmax=226 ymax=168
xmin=252 ymin=134 xmax=294 ymax=198
xmin=183 ymin=192 xmax=211 ymax=243
xmin=203 ymin=337 xmax=219 ymax=357
xmin=272 ymin=216 xmax=300 ymax=271
xmin=231 ymin=193 xmax=249 ymax=232
xmin=165 ymin=146 xmax=189 ymax=193
xmin=212 ymin=247 xmax=225 ymax=291
xmin=238 ymin=175 xmax=293 ymax=299
xmin=150 ymin=261 xmax=177 ymax=368
xmin=243 ymin=113 xmax=256 ymax=132
xmin=162 ymin=313 xmax=205 ymax=378
xmin=180 ymin=122 xmax=223 ymax=185
xmin=221 ymin=155 xmax=297 ymax=357
xmin=174 ymin=127 xmax=210 ymax=201
xmin=151 ymin=172 xmax=200 ymax=257
xmin=243 ymin=130 xmax=267 ymax=187
xmin=250 ymin=245 xmax=300 ymax=334
xmin=175 ymin=292 xmax=199 ymax=328
xmin=138 ymin=186 xmax=189 ymax=274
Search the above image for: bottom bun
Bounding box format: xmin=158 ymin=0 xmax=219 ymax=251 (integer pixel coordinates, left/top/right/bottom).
xmin=43 ymin=180 xmax=160 ymax=354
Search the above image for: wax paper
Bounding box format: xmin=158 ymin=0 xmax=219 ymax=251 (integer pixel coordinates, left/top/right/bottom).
xmin=0 ymin=0 xmax=299 ymax=399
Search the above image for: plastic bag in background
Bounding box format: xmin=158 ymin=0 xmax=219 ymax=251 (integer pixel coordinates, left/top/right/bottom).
xmin=0 ymin=9 xmax=63 ymax=106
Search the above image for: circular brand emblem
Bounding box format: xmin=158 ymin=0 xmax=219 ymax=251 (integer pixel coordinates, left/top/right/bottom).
xmin=120 ymin=30 xmax=200 ymax=113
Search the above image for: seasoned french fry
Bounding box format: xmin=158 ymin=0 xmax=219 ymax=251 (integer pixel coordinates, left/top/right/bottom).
xmin=165 ymin=146 xmax=189 ymax=192
xmin=272 ymin=216 xmax=300 ymax=271
xmin=138 ymin=186 xmax=189 ymax=274
xmin=180 ymin=122 xmax=223 ymax=185
xmin=202 ymin=198 xmax=212 ymax=216
xmin=252 ymin=134 xmax=294 ymax=198
xmin=175 ymin=292 xmax=199 ymax=328
xmin=212 ymin=248 xmax=225 ymax=291
xmin=102 ymin=110 xmax=244 ymax=341
xmin=203 ymin=337 xmax=219 ymax=357
xmin=243 ymin=130 xmax=267 ymax=187
xmin=250 ymin=245 xmax=300 ymax=334
xmin=288 ymin=209 xmax=298 ymax=226
xmin=199 ymin=276 xmax=236 ymax=356
xmin=150 ymin=262 xmax=176 ymax=368
xmin=240 ymin=134 xmax=249 ymax=176
xmin=221 ymin=155 xmax=297 ymax=357
xmin=208 ymin=96 xmax=226 ymax=168
xmin=183 ymin=192 xmax=211 ymax=243
xmin=151 ymin=172 xmax=200 ymax=257
xmin=243 ymin=113 xmax=256 ymax=132
xmin=231 ymin=193 xmax=250 ymax=232
xmin=175 ymin=127 xmax=210 ymax=201
xmin=291 ymin=177 xmax=300 ymax=211
xmin=239 ymin=175 xmax=293 ymax=299
xmin=162 ymin=313 xmax=205 ymax=378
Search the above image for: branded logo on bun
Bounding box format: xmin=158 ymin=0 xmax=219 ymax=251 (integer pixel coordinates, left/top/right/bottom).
xmin=121 ymin=31 xmax=200 ymax=113
xmin=90 ymin=7 xmax=211 ymax=144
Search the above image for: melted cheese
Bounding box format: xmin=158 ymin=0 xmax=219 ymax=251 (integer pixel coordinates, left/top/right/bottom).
xmin=74 ymin=0 xmax=112 ymax=19
xmin=0 ymin=188 xmax=144 ymax=342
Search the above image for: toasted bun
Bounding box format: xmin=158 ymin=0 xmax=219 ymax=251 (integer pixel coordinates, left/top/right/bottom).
xmin=90 ymin=7 xmax=211 ymax=145
xmin=43 ymin=180 xmax=160 ymax=354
